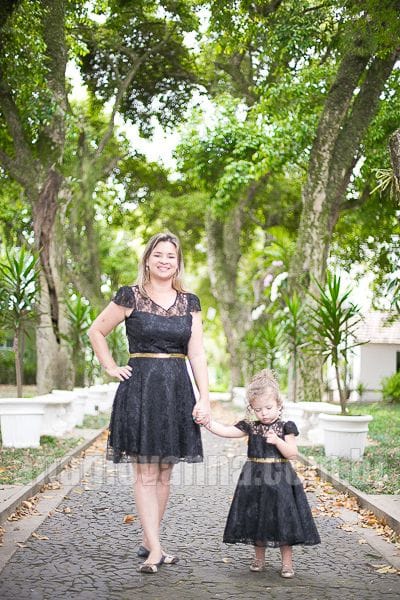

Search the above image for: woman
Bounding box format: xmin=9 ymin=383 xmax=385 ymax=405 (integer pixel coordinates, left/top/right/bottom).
xmin=88 ymin=232 xmax=211 ymax=574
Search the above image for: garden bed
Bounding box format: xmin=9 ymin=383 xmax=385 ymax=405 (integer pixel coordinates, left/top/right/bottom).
xmin=0 ymin=411 xmax=111 ymax=486
xmin=0 ymin=435 xmax=84 ymax=485
xmin=299 ymin=402 xmax=400 ymax=494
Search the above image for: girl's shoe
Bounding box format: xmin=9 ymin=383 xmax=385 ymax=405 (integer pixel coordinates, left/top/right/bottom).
xmin=250 ymin=558 xmax=266 ymax=572
xmin=138 ymin=555 xmax=165 ymax=574
xmin=280 ymin=565 xmax=295 ymax=578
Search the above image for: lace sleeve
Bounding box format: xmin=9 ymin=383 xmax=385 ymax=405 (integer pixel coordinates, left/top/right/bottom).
xmin=283 ymin=420 xmax=299 ymax=436
xmin=112 ymin=286 xmax=135 ymax=309
xmin=188 ymin=293 xmax=201 ymax=312
xmin=234 ymin=420 xmax=250 ymax=434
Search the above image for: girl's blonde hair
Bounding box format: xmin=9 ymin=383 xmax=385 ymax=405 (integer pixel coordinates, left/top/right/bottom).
xmin=245 ymin=369 xmax=283 ymax=419
xmin=136 ymin=232 xmax=186 ymax=296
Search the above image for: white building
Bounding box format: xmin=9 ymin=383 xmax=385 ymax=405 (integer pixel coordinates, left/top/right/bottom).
xmin=327 ymin=311 xmax=400 ymax=403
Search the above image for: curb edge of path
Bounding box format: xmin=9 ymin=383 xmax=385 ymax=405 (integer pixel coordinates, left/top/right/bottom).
xmin=0 ymin=427 xmax=107 ymax=525
xmin=297 ymin=452 xmax=400 ymax=535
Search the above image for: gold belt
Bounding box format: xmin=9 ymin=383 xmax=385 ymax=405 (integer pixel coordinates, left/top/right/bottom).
xmin=248 ymin=458 xmax=289 ymax=463
xmin=129 ymin=352 xmax=187 ymax=359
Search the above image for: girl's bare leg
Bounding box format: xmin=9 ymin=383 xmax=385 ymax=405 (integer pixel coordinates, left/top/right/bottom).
xmin=254 ymin=545 xmax=266 ymax=562
xmin=280 ymin=544 xmax=293 ymax=568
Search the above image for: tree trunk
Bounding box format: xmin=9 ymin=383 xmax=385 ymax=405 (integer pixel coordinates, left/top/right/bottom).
xmin=13 ymin=328 xmax=22 ymax=398
xmin=205 ymin=207 xmax=252 ymax=387
xmin=389 ymin=128 xmax=400 ymax=189
xmin=289 ymin=44 xmax=399 ymax=401
xmin=33 ymin=174 xmax=73 ymax=392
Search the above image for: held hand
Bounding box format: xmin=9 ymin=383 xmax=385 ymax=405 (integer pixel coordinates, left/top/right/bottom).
xmin=192 ymin=400 xmax=211 ymax=427
xmin=105 ymin=365 xmax=132 ymax=381
xmin=266 ymin=430 xmax=279 ymax=445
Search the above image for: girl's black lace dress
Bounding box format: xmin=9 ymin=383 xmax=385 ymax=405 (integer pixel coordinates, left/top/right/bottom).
xmin=107 ymin=285 xmax=203 ymax=464
xmin=223 ymin=419 xmax=321 ymax=547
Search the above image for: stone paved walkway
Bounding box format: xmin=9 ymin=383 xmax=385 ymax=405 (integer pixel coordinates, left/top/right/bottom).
xmin=0 ymin=427 xmax=400 ymax=599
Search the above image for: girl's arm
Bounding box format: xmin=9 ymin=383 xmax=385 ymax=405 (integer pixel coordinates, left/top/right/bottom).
xmin=187 ymin=311 xmax=211 ymax=423
xmin=266 ymin=430 xmax=298 ymax=460
xmin=205 ymin=420 xmax=247 ymax=439
xmin=88 ymin=302 xmax=133 ymax=381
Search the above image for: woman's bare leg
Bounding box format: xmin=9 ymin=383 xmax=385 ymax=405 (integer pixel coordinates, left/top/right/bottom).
xmin=134 ymin=463 xmax=163 ymax=564
xmin=137 ymin=463 xmax=174 ymax=555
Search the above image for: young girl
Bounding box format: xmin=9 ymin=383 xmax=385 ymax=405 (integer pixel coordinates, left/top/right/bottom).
xmin=201 ymin=369 xmax=320 ymax=577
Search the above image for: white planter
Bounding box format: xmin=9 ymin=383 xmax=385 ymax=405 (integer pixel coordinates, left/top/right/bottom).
xmin=232 ymin=386 xmax=247 ymax=408
xmin=319 ymin=413 xmax=373 ymax=460
xmin=282 ymin=402 xmax=305 ymax=429
xmin=85 ymin=388 xmax=102 ymax=415
xmin=95 ymin=385 xmax=113 ymax=412
xmin=73 ymin=388 xmax=88 ymax=426
xmin=300 ymin=402 xmax=341 ymax=444
xmin=36 ymin=395 xmax=72 ymax=437
xmin=107 ymin=382 xmax=119 ymax=404
xmin=0 ymin=399 xmax=45 ymax=448
xmin=51 ymin=390 xmax=77 ymax=430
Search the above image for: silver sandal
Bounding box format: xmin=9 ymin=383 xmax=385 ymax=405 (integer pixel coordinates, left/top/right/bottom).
xmin=280 ymin=564 xmax=295 ymax=578
xmin=250 ymin=558 xmax=266 ymax=572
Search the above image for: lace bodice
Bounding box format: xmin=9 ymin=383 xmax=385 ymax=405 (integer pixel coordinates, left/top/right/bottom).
xmin=112 ymin=285 xmax=201 ymax=317
xmin=112 ymin=285 xmax=201 ymax=354
xmin=235 ymin=419 xmax=299 ymax=459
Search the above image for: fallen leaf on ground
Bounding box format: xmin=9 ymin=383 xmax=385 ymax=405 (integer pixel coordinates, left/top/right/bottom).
xmin=31 ymin=532 xmax=49 ymax=540
xmin=44 ymin=481 xmax=61 ymax=490
xmin=374 ymin=565 xmax=399 ymax=574
xmin=123 ymin=514 xmax=137 ymax=524
xmin=337 ymin=524 xmax=355 ymax=532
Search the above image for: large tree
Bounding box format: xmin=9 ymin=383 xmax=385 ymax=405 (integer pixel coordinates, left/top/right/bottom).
xmin=192 ymin=0 xmax=400 ymax=393
xmin=0 ymin=0 xmax=198 ymax=391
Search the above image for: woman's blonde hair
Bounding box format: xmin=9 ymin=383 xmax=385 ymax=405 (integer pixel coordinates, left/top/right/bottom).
xmin=245 ymin=369 xmax=283 ymax=419
xmin=136 ymin=232 xmax=186 ymax=296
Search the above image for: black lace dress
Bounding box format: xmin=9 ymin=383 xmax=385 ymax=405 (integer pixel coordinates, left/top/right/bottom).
xmin=107 ymin=285 xmax=203 ymax=464
xmin=223 ymin=419 xmax=321 ymax=547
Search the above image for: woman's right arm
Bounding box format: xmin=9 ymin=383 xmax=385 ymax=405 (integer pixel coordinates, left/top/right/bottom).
xmin=88 ymin=302 xmax=133 ymax=381
xmin=204 ymin=420 xmax=247 ymax=439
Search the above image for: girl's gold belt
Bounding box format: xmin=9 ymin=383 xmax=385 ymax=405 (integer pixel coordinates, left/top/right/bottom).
xmin=247 ymin=458 xmax=288 ymax=463
xmin=129 ymin=352 xmax=187 ymax=359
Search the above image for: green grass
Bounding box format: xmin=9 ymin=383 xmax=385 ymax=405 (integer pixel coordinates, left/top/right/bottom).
xmin=299 ymin=402 xmax=400 ymax=494
xmin=0 ymin=435 xmax=84 ymax=485
xmin=77 ymin=411 xmax=110 ymax=429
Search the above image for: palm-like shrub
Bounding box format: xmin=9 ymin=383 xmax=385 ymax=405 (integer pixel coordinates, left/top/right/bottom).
xmin=0 ymin=247 xmax=40 ymax=397
xmin=281 ymin=292 xmax=307 ymax=402
xmin=381 ymin=372 xmax=400 ymax=403
xmin=308 ymin=273 xmax=364 ymax=414
xmin=65 ymin=292 xmax=93 ymax=387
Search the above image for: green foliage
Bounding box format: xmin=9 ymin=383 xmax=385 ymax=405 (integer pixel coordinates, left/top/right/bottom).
xmin=64 ymin=291 xmax=93 ymax=386
xmin=300 ymin=402 xmax=400 ymax=495
xmin=244 ymin=313 xmax=283 ymax=376
xmin=0 ymin=246 xmax=40 ymax=334
xmin=78 ymin=411 xmax=110 ymax=430
xmin=308 ymin=272 xmax=364 ymax=413
xmin=381 ymin=372 xmax=400 ymax=404
xmin=0 ymin=435 xmax=84 ymax=485
xmin=280 ymin=292 xmax=308 ymax=401
xmin=79 ymin=0 xmax=199 ymax=135
xmin=0 ymin=246 xmax=40 ymax=395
